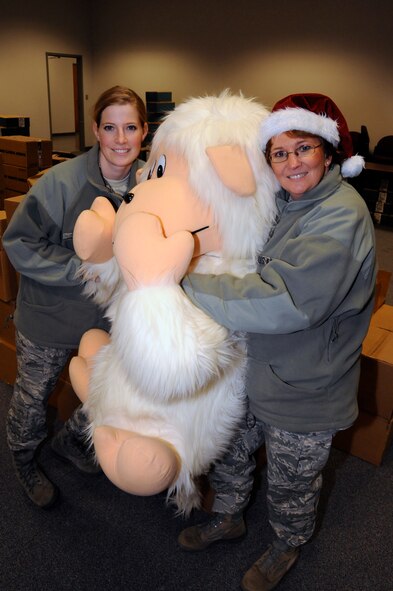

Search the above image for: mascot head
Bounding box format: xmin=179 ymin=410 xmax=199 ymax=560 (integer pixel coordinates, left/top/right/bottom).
xmin=137 ymin=89 xmax=279 ymax=260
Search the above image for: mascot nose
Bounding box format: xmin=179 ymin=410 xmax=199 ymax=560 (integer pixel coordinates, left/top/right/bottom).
xmin=124 ymin=192 xmax=135 ymax=204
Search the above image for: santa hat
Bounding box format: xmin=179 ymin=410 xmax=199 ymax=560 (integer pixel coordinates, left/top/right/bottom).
xmin=260 ymin=93 xmax=364 ymax=178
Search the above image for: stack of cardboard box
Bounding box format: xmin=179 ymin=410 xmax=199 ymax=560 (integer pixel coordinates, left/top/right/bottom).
xmin=333 ymin=270 xmax=393 ymax=465
xmin=0 ymin=115 xmax=30 ymax=137
xmin=0 ymin=154 xmax=5 ymax=208
xmin=0 ymin=208 xmax=18 ymax=303
xmin=145 ymin=91 xmax=175 ymax=150
xmin=0 ymin=205 xmax=18 ymax=385
xmin=0 ymin=136 xmax=52 ymax=198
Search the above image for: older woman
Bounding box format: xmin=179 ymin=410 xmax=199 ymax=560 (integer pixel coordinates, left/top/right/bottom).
xmin=178 ymin=93 xmax=376 ymax=591
xmin=3 ymin=86 xmax=147 ymax=509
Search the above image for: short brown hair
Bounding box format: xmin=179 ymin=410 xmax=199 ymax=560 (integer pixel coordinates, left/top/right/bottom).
xmin=93 ymin=86 xmax=147 ymax=128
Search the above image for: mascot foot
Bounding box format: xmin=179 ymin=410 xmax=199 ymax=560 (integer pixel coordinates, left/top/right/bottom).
xmin=93 ymin=426 xmax=181 ymax=496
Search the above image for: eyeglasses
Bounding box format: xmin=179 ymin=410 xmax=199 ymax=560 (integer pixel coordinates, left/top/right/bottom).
xmin=269 ymin=143 xmax=323 ymax=164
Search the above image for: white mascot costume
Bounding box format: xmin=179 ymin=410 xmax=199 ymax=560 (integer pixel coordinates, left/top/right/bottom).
xmin=69 ymin=90 xmax=278 ymax=515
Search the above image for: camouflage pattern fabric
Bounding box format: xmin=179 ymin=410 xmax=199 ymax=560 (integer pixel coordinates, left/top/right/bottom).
xmin=209 ymin=410 xmax=335 ymax=547
xmin=6 ymin=330 xmax=86 ymax=457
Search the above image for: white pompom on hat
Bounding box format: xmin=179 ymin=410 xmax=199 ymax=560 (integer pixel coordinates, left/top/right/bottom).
xmin=260 ymin=93 xmax=365 ymax=178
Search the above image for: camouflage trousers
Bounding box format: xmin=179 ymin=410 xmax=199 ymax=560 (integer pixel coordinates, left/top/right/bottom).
xmin=7 ymin=330 xmax=89 ymax=458
xmin=209 ymin=410 xmax=336 ymax=548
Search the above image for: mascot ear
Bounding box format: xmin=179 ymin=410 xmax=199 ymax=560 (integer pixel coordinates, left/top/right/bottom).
xmin=206 ymin=144 xmax=256 ymax=197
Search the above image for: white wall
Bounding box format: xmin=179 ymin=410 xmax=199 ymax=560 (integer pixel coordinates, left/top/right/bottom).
xmin=90 ymin=0 xmax=393 ymax=151
xmin=0 ymin=0 xmax=94 ymax=145
xmin=0 ymin=0 xmax=392 ymax=152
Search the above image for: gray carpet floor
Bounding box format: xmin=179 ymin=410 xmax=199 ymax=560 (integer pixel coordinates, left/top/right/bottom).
xmin=0 ymin=379 xmax=392 ymax=591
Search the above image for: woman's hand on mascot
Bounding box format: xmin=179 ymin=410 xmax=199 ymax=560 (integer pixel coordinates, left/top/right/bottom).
xmin=113 ymin=211 xmax=195 ymax=290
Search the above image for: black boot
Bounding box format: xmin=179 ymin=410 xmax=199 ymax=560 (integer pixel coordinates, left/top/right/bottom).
xmin=178 ymin=513 xmax=246 ymax=551
xmin=51 ymin=426 xmax=101 ymax=474
xmin=240 ymin=538 xmax=300 ymax=591
xmin=12 ymin=450 xmax=59 ymax=509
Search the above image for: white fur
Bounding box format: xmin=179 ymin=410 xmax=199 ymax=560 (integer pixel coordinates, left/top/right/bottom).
xmin=341 ymin=154 xmax=365 ymax=178
xmin=109 ymin=286 xmax=241 ymax=400
xmin=77 ymin=257 xmax=123 ymax=308
xmin=80 ymin=91 xmax=277 ymax=515
xmin=259 ymin=107 xmax=340 ymax=150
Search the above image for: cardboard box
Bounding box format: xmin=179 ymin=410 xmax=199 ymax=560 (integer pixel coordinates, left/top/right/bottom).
xmin=0 ymin=136 xmax=52 ymax=169
xmin=145 ymin=92 xmax=172 ymax=102
xmin=0 ymin=210 xmax=7 ymax=239
xmin=52 ymin=154 xmax=70 ymax=166
xmin=373 ymin=269 xmax=392 ymax=312
xmin=0 ymin=154 xmax=5 ymax=189
xmin=0 ymin=248 xmax=18 ymax=301
xmin=333 ymin=411 xmax=393 ymax=466
xmin=4 ymin=195 xmax=26 ymax=222
xmin=27 ymin=168 xmax=51 ymax=188
xmin=5 ymin=188 xmax=24 ymax=199
xmin=358 ymin=354 xmax=393 ymax=419
xmin=2 ymin=198 xmax=25 ymax=302
xmin=146 ymin=101 xmax=175 ymax=113
xmin=0 ymin=297 xmax=16 ymax=385
xmin=3 ymin=163 xmax=39 ymax=180
xmin=333 ymin=271 xmax=393 ymax=465
xmin=3 ymin=176 xmax=29 ymax=194
xmin=0 ymin=126 xmax=29 ymax=137
xmin=0 ymin=339 xmax=17 ymax=384
xmin=0 ymin=298 xmax=15 ymax=345
xmin=0 ymin=136 xmax=39 ymax=167
xmin=146 ymin=111 xmax=167 ymax=123
xmin=0 ymin=115 xmax=30 ymax=129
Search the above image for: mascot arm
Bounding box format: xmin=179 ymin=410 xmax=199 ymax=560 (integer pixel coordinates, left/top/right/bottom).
xmin=73 ymin=196 xmax=116 ymax=264
xmin=69 ymin=328 xmax=110 ymax=403
xmin=113 ymin=211 xmax=195 ymax=290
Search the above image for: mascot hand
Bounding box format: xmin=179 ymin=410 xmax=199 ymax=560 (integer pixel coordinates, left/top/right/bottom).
xmin=69 ymin=329 xmax=110 ymax=403
xmin=93 ymin=426 xmax=181 ymax=495
xmin=113 ymin=211 xmax=195 ymax=290
xmin=73 ymin=197 xmax=116 ymax=263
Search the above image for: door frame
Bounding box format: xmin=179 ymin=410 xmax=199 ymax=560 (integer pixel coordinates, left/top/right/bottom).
xmin=46 ymin=52 xmax=85 ymax=151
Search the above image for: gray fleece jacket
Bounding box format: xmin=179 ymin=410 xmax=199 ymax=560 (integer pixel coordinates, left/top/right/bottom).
xmin=182 ymin=165 xmax=377 ymax=432
xmin=3 ymin=143 xmax=144 ymax=348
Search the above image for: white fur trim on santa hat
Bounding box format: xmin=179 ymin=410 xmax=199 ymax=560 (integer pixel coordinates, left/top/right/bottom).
xmin=341 ymin=154 xmax=365 ymax=178
xmin=260 ymin=107 xmax=340 ymax=151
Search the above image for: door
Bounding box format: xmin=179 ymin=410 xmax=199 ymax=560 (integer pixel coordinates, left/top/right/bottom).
xmin=46 ymin=52 xmax=85 ymax=153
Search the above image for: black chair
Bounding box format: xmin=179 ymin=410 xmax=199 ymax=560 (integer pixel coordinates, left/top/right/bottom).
xmin=373 ymin=135 xmax=393 ymax=164
xmin=350 ymin=125 xmax=370 ymax=160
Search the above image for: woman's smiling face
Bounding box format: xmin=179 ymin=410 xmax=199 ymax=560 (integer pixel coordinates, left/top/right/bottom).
xmin=269 ymin=132 xmax=332 ymax=199
xmin=93 ymin=103 xmax=147 ymax=180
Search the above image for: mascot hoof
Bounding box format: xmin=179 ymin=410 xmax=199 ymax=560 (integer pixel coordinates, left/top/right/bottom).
xmin=94 ymin=426 xmax=181 ymax=496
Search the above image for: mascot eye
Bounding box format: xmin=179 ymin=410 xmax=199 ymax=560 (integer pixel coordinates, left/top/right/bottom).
xmin=156 ymin=154 xmax=166 ymax=178
xmin=124 ymin=192 xmax=134 ymax=204
xmin=147 ymin=161 xmax=156 ymax=180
